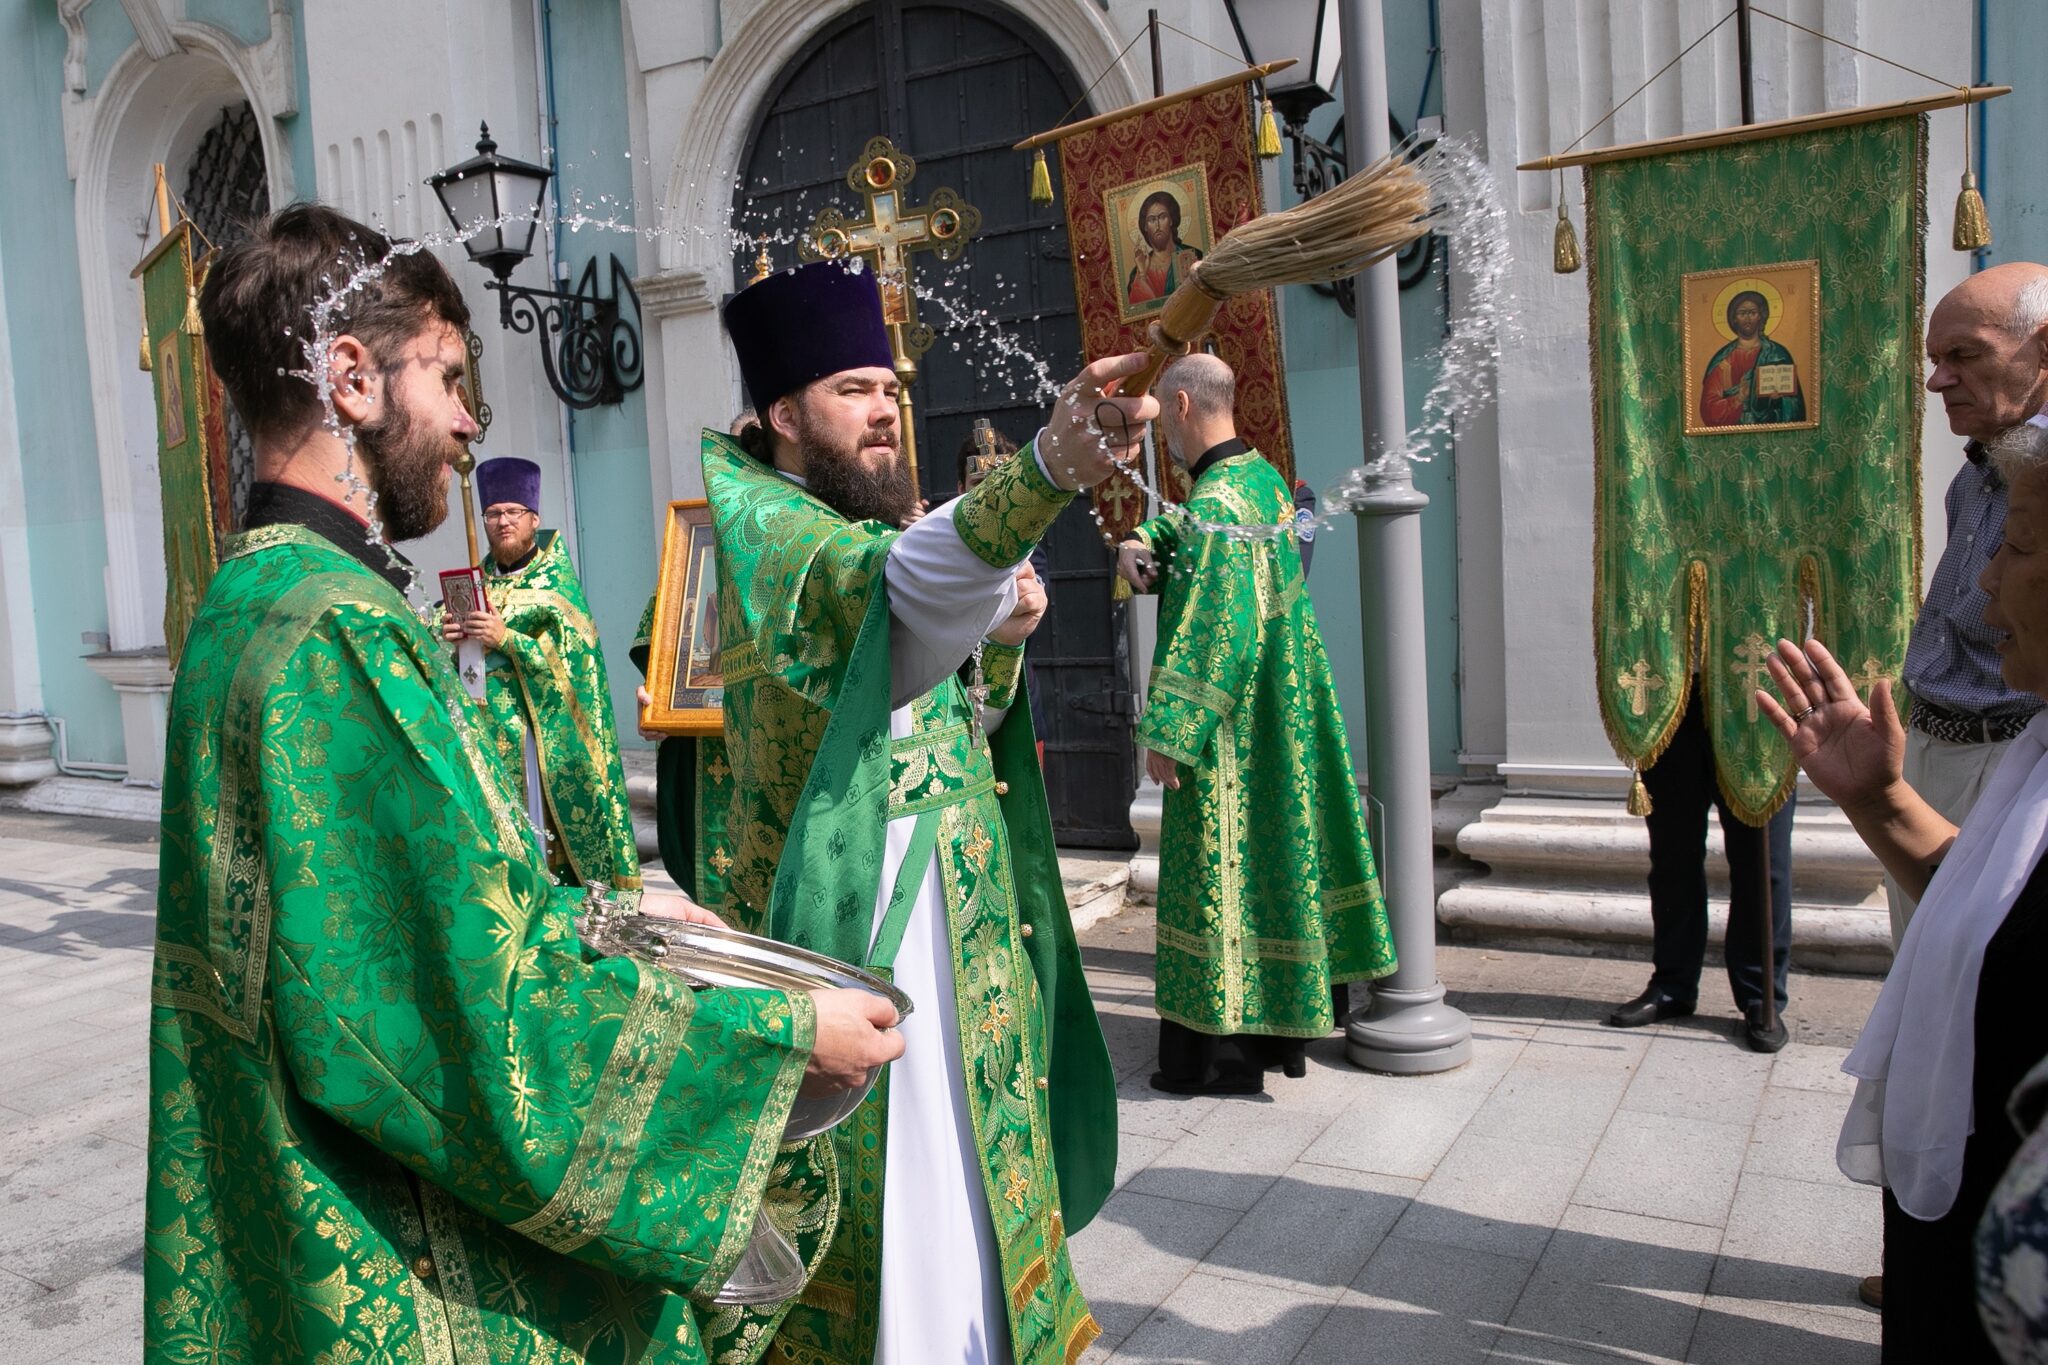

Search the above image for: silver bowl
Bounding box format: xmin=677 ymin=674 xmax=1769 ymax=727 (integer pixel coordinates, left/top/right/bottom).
xmin=588 ymin=916 xmax=913 ymax=1142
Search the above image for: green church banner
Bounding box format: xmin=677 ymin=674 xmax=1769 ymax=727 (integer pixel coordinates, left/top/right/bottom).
xmin=1588 ymin=115 xmax=1926 ymax=826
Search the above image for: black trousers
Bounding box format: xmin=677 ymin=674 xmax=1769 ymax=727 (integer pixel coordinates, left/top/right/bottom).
xmin=1643 ymin=690 xmax=1793 ymax=1013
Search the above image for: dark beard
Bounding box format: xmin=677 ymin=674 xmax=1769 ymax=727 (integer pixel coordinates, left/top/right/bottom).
xmin=797 ymin=414 xmax=917 ymax=526
xmin=355 ymin=391 xmax=455 ymax=541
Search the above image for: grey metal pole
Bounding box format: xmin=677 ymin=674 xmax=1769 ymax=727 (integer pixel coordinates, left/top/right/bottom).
xmin=1339 ymin=0 xmax=1472 ymax=1075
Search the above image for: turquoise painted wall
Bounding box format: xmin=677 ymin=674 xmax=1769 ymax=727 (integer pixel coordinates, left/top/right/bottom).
xmin=0 ymin=5 xmax=123 ymax=764
xmin=1981 ymin=0 xmax=2045 ymax=269
xmin=1278 ymin=0 xmax=1458 ymax=775
xmin=541 ymin=0 xmax=658 ymax=749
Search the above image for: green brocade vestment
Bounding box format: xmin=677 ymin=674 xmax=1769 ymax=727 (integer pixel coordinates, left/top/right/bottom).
xmin=148 ymin=522 xmax=834 ymax=1364
xmin=442 ymin=530 xmax=641 ymax=890
xmin=702 ymin=431 xmax=1116 ymax=1365
xmin=1133 ymin=452 xmax=1397 ymax=1038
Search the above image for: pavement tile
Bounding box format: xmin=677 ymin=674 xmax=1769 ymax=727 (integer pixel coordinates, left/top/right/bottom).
xmin=1066 ymin=1190 xmax=1240 ymax=1351
xmin=1112 ymin=1132 xmax=1171 ymax=1190
xmin=1123 ymin=1107 xmax=1334 ymax=1212
xmin=1686 ymin=1294 xmax=1879 ymax=1363
xmin=0 ymin=1198 xmax=144 ymax=1291
xmin=1393 ymin=1132 xmax=1592 ymax=1261
xmin=1491 ymin=1205 xmax=1721 ymax=1363
xmin=1111 ymin=1269 xmax=1334 ymax=1363
xmin=0 ymin=1267 xmax=44 ymax=1317
xmin=1619 ymin=1031 xmax=1775 ymax=1127
xmin=1743 ymin=1086 xmax=1856 ymax=1188
xmin=1298 ymin=1083 xmax=1492 ymax=1182
xmin=1768 ymin=1042 xmax=1857 ymax=1097
xmin=1290 ymin=1236 xmax=1539 ymax=1364
xmin=0 ymin=1129 xmax=146 ymax=1212
xmin=1201 ymin=1166 xmax=1420 ymax=1298
xmin=1113 ymin=1075 xmax=1225 ymax=1143
xmin=1574 ymin=1109 xmax=1750 ymax=1228
xmin=1710 ymin=1173 xmax=1880 ymax=1323
xmin=0 ymin=1260 xmax=144 ymax=1360
xmin=1465 ymin=1038 xmax=1638 ymax=1153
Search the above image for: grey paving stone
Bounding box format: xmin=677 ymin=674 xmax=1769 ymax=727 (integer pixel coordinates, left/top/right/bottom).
xmin=1202 ymin=1165 xmax=1420 ymax=1298
xmin=1114 ymin=1074 xmax=1225 ymax=1143
xmin=1393 ymin=1133 xmax=1591 ymax=1261
xmin=1066 ymin=1189 xmax=1241 ymax=1351
xmin=1298 ymin=1082 xmax=1492 ymax=1181
xmin=1619 ymin=1031 xmax=1775 ymax=1127
xmin=1124 ymin=1107 xmax=1334 ymax=1212
xmin=1290 ymin=1236 xmax=1538 ymax=1364
xmin=1743 ymin=1086 xmax=1855 ymax=1187
xmin=1113 ymin=1132 xmax=1171 ymax=1190
xmin=1710 ymin=1173 xmax=1879 ymax=1323
xmin=1687 ymin=1294 xmax=1878 ymax=1363
xmin=1768 ymin=1042 xmax=1857 ymax=1097
xmin=1573 ymin=1109 xmax=1750 ymax=1228
xmin=1465 ymin=1037 xmax=1639 ymax=1153
xmin=1112 ymin=1269 xmax=1334 ymax=1363
xmin=0 ymin=1267 xmax=45 ymax=1317
xmin=0 ymin=1129 xmax=145 ymax=1212
xmin=1494 ymin=1204 xmax=1721 ymax=1363
xmin=0 ymin=1260 xmax=143 ymax=1360
xmin=0 ymin=1198 xmax=144 ymax=1291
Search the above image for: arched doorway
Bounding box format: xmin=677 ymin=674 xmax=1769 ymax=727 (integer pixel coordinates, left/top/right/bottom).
xmin=732 ymin=1 xmax=1138 ymax=848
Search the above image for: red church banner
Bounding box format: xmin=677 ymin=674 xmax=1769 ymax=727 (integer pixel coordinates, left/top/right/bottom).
xmin=1056 ymin=81 xmax=1294 ymax=540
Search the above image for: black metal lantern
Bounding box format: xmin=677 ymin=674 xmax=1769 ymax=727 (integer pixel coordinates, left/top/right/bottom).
xmin=429 ymin=124 xmax=643 ymax=410
xmin=1222 ymin=0 xmax=1341 ymax=130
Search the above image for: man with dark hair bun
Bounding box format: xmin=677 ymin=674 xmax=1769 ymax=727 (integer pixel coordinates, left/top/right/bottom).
xmin=149 ymin=204 xmax=898 ymax=1363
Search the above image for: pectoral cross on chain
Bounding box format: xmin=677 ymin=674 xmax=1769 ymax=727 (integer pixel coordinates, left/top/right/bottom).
xmin=1731 ymin=633 xmax=1775 ymax=722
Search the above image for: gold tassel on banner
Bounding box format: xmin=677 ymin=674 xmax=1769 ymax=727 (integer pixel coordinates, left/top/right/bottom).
xmin=1111 ymin=574 xmax=1132 ymax=603
xmin=1028 ymin=148 xmax=1053 ymax=206
xmin=181 ymin=283 xmax=204 ymax=336
xmin=1257 ymin=99 xmax=1283 ymax=158
xmin=1954 ymin=170 xmax=1991 ymax=252
xmin=1552 ymin=174 xmax=1582 ymax=274
xmin=1627 ymin=766 xmax=1653 ymax=818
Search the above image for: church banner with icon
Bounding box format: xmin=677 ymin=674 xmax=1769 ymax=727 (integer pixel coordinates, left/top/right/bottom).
xmin=1587 ymin=115 xmax=1925 ymax=825
xmin=136 ymin=220 xmax=232 ymax=667
xmin=1055 ymin=82 xmax=1293 ymax=540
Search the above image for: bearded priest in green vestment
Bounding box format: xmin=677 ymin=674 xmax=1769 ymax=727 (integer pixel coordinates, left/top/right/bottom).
xmin=1118 ymin=354 xmax=1398 ymax=1097
xmin=708 ymin=260 xmax=1146 ymax=1365
xmin=149 ymin=203 xmax=904 ymax=1364
xmin=438 ymin=456 xmax=641 ymax=891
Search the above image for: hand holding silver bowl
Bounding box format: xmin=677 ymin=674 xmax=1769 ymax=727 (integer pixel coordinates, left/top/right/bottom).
xmin=576 ymin=892 xmax=911 ymax=1303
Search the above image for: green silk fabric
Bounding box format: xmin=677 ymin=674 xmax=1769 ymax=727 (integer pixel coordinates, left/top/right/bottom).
xmin=1588 ymin=117 xmax=1925 ymax=824
xmin=445 ymin=531 xmax=641 ymax=889
xmin=148 ymin=523 xmax=832 ymax=1364
xmin=1133 ymin=453 xmax=1396 ymax=1038
xmin=702 ymin=431 xmax=1114 ymax=1365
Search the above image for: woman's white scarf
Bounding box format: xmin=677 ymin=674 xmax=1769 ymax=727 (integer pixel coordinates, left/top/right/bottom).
xmin=1839 ymin=714 xmax=2048 ymax=1219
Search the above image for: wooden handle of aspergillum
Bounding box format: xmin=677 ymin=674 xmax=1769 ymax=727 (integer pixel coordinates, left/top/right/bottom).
xmin=1121 ymin=279 xmax=1224 ymax=398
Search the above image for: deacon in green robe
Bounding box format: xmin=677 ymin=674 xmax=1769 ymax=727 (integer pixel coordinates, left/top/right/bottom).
xmin=711 ymin=261 xmax=1152 ymax=1365
xmin=439 ymin=456 xmax=641 ymax=891
xmin=149 ymin=203 xmax=903 ymax=1364
xmin=1119 ymin=353 xmax=1398 ymax=1096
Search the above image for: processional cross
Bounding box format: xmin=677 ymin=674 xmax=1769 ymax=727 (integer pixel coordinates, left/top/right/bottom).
xmin=800 ymin=136 xmax=981 ymax=490
xmin=1730 ymin=633 xmax=1775 ymax=722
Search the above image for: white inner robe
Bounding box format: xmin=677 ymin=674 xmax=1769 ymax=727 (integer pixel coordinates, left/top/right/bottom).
xmin=794 ymin=462 xmax=1045 ymax=1365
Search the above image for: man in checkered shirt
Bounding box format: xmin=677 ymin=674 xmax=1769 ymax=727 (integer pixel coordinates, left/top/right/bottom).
xmin=1889 ymin=262 xmax=2048 ymax=940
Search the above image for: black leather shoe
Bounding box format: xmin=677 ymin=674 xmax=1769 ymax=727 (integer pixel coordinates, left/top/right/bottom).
xmin=1606 ymin=989 xmax=1695 ymax=1028
xmin=1743 ymin=1004 xmax=1790 ymax=1053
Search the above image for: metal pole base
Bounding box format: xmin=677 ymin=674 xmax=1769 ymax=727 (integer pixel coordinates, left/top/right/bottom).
xmin=1346 ymin=981 xmax=1473 ymax=1075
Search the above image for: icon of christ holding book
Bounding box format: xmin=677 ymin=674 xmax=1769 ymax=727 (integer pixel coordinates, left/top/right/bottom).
xmin=1699 ymin=287 xmax=1807 ymax=427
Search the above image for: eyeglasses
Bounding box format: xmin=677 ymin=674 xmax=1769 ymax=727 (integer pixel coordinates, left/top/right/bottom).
xmin=482 ymin=508 xmax=536 ymax=524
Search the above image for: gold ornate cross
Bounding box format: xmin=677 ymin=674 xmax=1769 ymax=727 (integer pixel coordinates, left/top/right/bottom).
xmin=1731 ymin=633 xmax=1775 ymax=721
xmin=1616 ymin=659 xmax=1667 ymax=718
xmin=802 ymin=137 xmax=980 ymax=491
xmin=1852 ymin=657 xmax=1890 ymax=699
xmin=1098 ymin=474 xmax=1141 ymax=523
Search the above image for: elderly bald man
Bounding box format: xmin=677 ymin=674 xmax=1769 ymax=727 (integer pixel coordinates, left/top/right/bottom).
xmin=1887 ymin=261 xmax=2048 ymax=942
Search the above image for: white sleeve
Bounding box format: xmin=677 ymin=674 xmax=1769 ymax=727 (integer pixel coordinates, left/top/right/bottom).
xmin=884 ymin=499 xmax=1021 ymax=706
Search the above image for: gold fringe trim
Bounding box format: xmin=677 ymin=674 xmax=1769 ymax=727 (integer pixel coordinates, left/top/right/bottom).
xmin=796 ymin=1278 xmax=856 ymax=1320
xmin=1010 ymin=1255 xmax=1050 ymax=1315
xmin=1066 ymin=1314 xmax=1103 ymax=1365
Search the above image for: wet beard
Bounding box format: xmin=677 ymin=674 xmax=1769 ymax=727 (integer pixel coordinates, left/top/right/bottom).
xmin=355 ymin=392 xmax=455 ymax=542
xmin=798 ymin=421 xmax=917 ymax=526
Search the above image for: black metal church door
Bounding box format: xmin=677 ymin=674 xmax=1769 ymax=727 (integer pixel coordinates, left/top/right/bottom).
xmin=734 ymin=2 xmax=1138 ymax=849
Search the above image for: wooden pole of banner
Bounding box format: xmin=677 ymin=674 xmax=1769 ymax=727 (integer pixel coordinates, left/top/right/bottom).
xmin=1517 ymin=85 xmax=2009 ymax=171
xmin=1730 ymin=0 xmax=1782 ymax=1046
xmin=1013 ymin=60 xmax=1296 ymax=152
